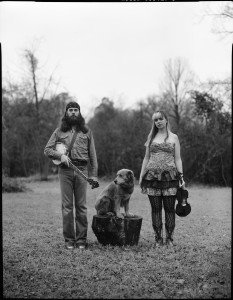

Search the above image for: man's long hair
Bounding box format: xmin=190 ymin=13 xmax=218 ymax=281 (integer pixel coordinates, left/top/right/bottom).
xmin=60 ymin=112 xmax=88 ymax=133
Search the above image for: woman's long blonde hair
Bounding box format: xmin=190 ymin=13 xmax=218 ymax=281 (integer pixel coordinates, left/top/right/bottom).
xmin=145 ymin=111 xmax=171 ymax=147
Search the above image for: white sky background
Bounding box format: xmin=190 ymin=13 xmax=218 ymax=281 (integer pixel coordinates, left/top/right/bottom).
xmin=1 ymin=1 xmax=232 ymax=118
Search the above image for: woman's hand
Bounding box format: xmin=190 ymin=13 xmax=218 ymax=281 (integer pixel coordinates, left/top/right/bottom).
xmin=179 ymin=176 xmax=185 ymax=189
xmin=139 ymin=176 xmax=142 ymax=187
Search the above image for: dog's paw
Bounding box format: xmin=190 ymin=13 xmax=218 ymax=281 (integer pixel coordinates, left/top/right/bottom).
xmin=125 ymin=212 xmax=136 ymax=218
xmin=116 ymin=213 xmax=125 ymax=219
xmin=106 ymin=212 xmax=116 ymax=217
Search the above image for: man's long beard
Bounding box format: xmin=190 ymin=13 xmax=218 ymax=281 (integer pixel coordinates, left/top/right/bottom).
xmin=66 ymin=115 xmax=81 ymax=126
xmin=60 ymin=113 xmax=87 ymax=133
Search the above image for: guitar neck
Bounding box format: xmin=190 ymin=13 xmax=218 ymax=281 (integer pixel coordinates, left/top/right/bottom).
xmin=69 ymin=162 xmax=89 ymax=181
xmin=67 ymin=161 xmax=99 ymax=189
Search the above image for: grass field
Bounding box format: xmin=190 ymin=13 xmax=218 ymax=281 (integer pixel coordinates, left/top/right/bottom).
xmin=3 ymin=178 xmax=231 ymax=299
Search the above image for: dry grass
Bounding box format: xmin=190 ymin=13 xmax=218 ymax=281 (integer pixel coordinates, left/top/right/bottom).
xmin=3 ymin=178 xmax=231 ymax=299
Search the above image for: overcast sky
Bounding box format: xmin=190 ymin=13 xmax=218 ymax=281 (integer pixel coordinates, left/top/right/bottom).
xmin=1 ymin=1 xmax=232 ymax=118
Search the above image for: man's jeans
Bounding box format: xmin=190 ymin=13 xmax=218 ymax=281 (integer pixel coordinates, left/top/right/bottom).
xmin=58 ymin=166 xmax=88 ymax=244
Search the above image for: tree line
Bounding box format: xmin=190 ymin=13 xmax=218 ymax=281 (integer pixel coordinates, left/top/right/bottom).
xmin=89 ymin=92 xmax=231 ymax=186
xmin=2 ymin=53 xmax=231 ymax=186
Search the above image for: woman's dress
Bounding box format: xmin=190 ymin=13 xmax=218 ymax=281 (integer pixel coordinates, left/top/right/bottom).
xmin=141 ymin=142 xmax=179 ymax=196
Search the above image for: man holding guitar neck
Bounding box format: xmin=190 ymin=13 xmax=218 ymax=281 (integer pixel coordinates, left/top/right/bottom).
xmin=44 ymin=100 xmax=98 ymax=250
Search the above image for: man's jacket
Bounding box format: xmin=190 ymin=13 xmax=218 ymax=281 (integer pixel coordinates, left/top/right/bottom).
xmin=44 ymin=127 xmax=98 ymax=177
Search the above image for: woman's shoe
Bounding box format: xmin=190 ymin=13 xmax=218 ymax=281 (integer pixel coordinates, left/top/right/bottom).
xmin=166 ymin=238 xmax=174 ymax=247
xmin=155 ymin=238 xmax=163 ymax=247
xmin=153 ymin=223 xmax=163 ymax=247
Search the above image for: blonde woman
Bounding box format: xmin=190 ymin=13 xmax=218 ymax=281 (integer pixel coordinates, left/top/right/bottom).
xmin=139 ymin=111 xmax=185 ymax=247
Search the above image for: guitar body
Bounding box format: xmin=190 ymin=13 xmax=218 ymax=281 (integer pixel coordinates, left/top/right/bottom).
xmin=52 ymin=142 xmax=68 ymax=165
xmin=52 ymin=142 xmax=99 ymax=189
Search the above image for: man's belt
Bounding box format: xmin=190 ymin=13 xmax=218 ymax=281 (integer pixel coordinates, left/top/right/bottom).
xmin=70 ymin=159 xmax=88 ymax=167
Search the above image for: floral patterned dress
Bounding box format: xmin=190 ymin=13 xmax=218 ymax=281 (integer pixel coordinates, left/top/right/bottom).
xmin=141 ymin=142 xmax=179 ymax=196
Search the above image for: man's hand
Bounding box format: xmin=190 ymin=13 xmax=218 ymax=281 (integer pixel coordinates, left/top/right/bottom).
xmin=61 ymin=154 xmax=70 ymax=166
xmin=90 ymin=176 xmax=98 ymax=183
xmin=88 ymin=176 xmax=99 ymax=189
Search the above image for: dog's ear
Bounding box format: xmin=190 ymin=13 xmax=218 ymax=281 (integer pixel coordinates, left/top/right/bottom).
xmin=126 ymin=171 xmax=134 ymax=183
xmin=127 ymin=170 xmax=133 ymax=177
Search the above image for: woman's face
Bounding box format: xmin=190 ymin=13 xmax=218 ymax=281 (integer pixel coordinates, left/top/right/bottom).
xmin=154 ymin=113 xmax=167 ymax=129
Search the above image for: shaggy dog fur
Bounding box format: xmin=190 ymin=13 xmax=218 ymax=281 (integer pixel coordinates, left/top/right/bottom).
xmin=95 ymin=169 xmax=135 ymax=218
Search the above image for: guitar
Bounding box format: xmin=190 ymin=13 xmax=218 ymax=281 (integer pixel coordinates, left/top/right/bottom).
xmin=52 ymin=142 xmax=99 ymax=189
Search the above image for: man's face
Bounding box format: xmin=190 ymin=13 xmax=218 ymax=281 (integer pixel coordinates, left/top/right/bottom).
xmin=66 ymin=107 xmax=80 ymax=117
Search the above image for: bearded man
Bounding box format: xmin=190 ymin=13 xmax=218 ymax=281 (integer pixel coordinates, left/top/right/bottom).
xmin=44 ymin=101 xmax=98 ymax=250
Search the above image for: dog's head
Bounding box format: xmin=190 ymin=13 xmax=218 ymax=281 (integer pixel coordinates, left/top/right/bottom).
xmin=114 ymin=169 xmax=135 ymax=189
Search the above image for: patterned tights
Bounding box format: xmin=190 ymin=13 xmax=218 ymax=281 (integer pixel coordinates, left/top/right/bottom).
xmin=148 ymin=195 xmax=176 ymax=240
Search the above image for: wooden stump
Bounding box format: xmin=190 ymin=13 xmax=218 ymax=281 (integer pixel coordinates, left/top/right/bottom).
xmin=92 ymin=215 xmax=143 ymax=246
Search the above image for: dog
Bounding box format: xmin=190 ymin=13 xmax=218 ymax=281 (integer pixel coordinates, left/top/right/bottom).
xmin=95 ymin=169 xmax=135 ymax=218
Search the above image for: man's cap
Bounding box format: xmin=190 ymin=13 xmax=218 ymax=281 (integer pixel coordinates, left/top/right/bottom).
xmin=66 ymin=101 xmax=80 ymax=111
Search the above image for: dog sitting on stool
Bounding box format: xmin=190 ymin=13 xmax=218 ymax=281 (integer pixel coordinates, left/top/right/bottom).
xmin=95 ymin=169 xmax=135 ymax=219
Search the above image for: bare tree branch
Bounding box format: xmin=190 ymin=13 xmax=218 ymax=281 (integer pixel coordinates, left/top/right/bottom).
xmin=160 ymin=57 xmax=196 ymax=130
xmin=204 ymin=1 xmax=233 ymax=37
